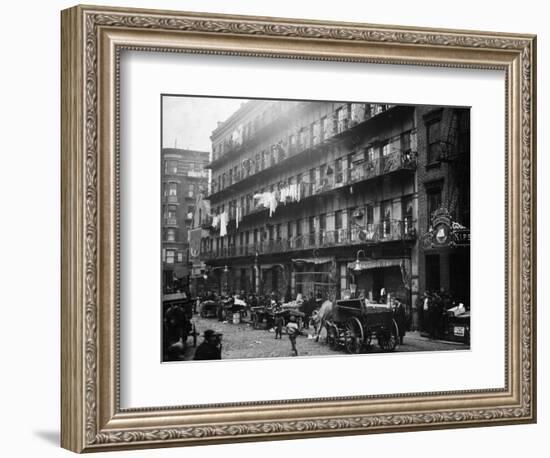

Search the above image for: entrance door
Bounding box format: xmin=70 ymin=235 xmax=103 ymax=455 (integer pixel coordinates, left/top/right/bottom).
xmin=425 ymin=254 xmax=441 ymax=292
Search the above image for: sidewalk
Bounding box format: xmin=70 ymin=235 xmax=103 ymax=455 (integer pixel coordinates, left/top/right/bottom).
xmin=406 ymin=330 xmax=468 ymax=347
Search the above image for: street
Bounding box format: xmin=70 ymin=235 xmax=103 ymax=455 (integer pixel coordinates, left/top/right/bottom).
xmin=182 ymin=314 xmax=467 ymax=361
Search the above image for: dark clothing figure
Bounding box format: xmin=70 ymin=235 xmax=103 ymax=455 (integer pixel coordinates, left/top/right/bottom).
xmin=274 ymin=314 xmax=284 ymax=339
xmin=393 ymin=302 xmax=407 ymax=345
xmin=164 ymin=304 xmax=187 ymax=345
xmin=193 ymin=330 xmax=222 ymax=360
xmin=193 ymin=342 xmax=221 ymax=360
xmin=163 ymin=304 xmax=189 ymax=360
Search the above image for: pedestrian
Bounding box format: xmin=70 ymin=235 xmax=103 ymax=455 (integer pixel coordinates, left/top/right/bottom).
xmin=193 ymin=329 xmax=222 ymax=360
xmin=163 ymin=302 xmax=188 ymax=360
xmin=286 ymin=315 xmax=300 ymax=356
xmin=274 ymin=310 xmax=284 ymax=339
xmin=393 ymin=299 xmax=407 ymax=345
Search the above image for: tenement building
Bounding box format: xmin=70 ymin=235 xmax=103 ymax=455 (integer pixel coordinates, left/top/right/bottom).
xmin=161 ymin=147 xmax=209 ymax=293
xmin=199 ymin=100 xmax=470 ymax=315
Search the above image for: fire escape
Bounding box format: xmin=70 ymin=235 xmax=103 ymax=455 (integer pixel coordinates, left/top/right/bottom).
xmin=438 ymin=109 xmax=470 ymax=227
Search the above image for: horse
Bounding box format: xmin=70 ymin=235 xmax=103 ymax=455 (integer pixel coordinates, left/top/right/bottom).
xmin=311 ymin=299 xmax=334 ymax=342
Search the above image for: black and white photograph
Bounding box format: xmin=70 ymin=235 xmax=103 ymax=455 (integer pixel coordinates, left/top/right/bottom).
xmin=161 ymin=95 xmax=471 ymax=362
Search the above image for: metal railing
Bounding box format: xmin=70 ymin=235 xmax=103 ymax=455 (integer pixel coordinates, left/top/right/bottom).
xmin=163 ymin=195 xmax=179 ymax=204
xmin=164 ymin=218 xmax=178 ymax=226
xmin=217 ymin=150 xmax=417 ymax=221
xmin=210 ymin=103 xmax=397 ymax=192
xmin=202 ymin=220 xmax=416 ymax=260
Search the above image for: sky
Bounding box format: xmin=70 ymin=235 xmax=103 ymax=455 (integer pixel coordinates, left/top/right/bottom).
xmin=162 ymin=96 xmax=247 ymax=153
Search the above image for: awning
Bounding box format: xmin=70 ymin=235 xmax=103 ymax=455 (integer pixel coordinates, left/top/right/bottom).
xmin=292 ymin=257 xmax=333 ymax=265
xmin=347 ymin=258 xmax=404 ymax=271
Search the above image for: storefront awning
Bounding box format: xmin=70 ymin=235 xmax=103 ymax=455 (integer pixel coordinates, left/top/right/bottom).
xmin=347 ymin=258 xmax=404 ymax=271
xmin=292 ymin=257 xmax=333 ymax=265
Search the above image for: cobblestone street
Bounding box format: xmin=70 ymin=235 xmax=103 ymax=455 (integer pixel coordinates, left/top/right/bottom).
xmin=183 ymin=314 xmax=467 ymax=361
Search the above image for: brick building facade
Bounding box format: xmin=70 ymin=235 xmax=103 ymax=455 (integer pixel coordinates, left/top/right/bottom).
xmin=199 ymin=100 xmax=441 ymax=313
xmin=161 ymin=148 xmax=209 ymax=293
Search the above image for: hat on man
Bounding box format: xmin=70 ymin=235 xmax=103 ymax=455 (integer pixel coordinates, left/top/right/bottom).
xmin=203 ymin=329 xmax=216 ymax=339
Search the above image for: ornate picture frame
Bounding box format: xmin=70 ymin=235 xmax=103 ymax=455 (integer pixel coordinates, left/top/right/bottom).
xmin=61 ymin=4 xmax=536 ymax=453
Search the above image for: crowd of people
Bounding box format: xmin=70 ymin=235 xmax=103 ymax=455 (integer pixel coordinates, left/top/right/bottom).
xmin=417 ymin=289 xmax=468 ymax=340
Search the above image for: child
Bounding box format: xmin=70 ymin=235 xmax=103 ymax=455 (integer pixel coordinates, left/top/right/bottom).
xmin=274 ymin=311 xmax=284 ymax=339
xmin=286 ymin=315 xmax=300 ymax=356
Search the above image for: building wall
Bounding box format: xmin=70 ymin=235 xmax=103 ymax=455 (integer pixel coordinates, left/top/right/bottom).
xmin=202 ymin=101 xmax=425 ymax=306
xmin=161 ymin=148 xmax=209 ymax=293
xmin=415 ymin=106 xmax=471 ymax=309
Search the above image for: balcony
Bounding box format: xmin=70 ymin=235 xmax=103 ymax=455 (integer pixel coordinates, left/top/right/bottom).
xmin=208 ymin=103 xmax=402 ymax=199
xmin=163 ymin=195 xmax=179 ymax=204
xmin=216 ymin=149 xmax=417 ymax=224
xmin=202 ymin=220 xmax=416 ymax=261
xmin=209 ymin=101 xmax=308 ymax=168
xmin=164 ymin=218 xmax=178 ymax=227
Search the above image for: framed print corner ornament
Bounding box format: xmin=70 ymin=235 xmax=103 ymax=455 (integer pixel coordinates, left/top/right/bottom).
xmin=61 ymin=4 xmax=537 ymax=453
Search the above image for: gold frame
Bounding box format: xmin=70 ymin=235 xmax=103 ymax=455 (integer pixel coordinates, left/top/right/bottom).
xmin=61 ymin=4 xmax=537 ymax=453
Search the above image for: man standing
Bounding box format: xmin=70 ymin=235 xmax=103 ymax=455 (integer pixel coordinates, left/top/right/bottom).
xmin=393 ymin=299 xmax=407 ymax=345
xmin=193 ymin=329 xmax=222 ymax=360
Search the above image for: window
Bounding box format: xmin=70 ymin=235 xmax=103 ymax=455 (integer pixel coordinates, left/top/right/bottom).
xmin=320 ymin=116 xmax=328 ymax=140
xmin=402 ymin=196 xmax=414 ymax=235
xmin=366 ymin=146 xmax=375 ymax=163
xmin=427 ymin=120 xmax=442 ymax=163
xmin=311 ymin=121 xmax=320 ymax=145
xmin=335 ymin=211 xmax=342 ymax=229
xmin=165 ymin=229 xmax=176 ymax=242
xmin=187 ymin=184 xmax=194 ymax=198
xmin=166 ymin=249 xmax=175 ymax=264
xmin=167 ymin=182 xmax=177 ymax=196
xmin=177 ymin=251 xmax=183 ymax=263
xmin=296 ymin=219 xmax=302 ymax=236
xmin=337 ymin=104 xmax=349 ymax=132
xmin=335 ymin=210 xmax=343 ymax=243
xmin=287 ymin=222 xmax=293 ymax=239
xmin=427 ymin=187 xmax=442 ymax=229
xmin=366 ymin=204 xmax=374 ymax=225
xmin=401 ymin=131 xmax=412 ymax=153
xmin=276 ymin=224 xmax=281 ymax=241
xmin=309 ymin=168 xmax=316 ymax=186
xmin=165 ymin=205 xmax=177 ymax=219
xmin=299 ymin=128 xmax=308 ymax=149
xmin=319 ymin=213 xmax=326 ymax=243
xmin=381 ymin=140 xmax=391 ymax=157
xmin=382 ymin=201 xmax=392 ymax=237
xmin=308 ymin=216 xmax=315 ymax=233
xmin=335 ymin=158 xmax=343 ymax=182
xmin=165 ymin=160 xmax=178 ymax=174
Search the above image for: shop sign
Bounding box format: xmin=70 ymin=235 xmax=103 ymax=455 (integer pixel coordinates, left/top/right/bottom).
xmin=423 ymin=207 xmax=470 ymax=249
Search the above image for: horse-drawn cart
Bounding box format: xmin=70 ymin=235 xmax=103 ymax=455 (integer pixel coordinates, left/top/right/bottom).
xmin=325 ymin=299 xmax=399 ymax=353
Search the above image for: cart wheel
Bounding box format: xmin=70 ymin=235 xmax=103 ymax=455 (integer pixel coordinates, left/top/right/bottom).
xmin=344 ymin=317 xmax=364 ymax=354
xmin=326 ymin=324 xmax=339 ymax=350
xmin=378 ymin=319 xmax=398 ymax=352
